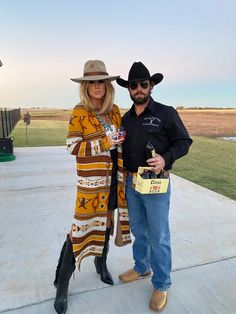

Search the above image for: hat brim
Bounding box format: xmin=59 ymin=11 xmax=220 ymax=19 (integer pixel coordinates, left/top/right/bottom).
xmin=71 ymin=75 xmax=120 ymax=83
xmin=116 ymin=73 xmax=164 ymax=88
xmin=116 ymin=78 xmax=129 ymax=88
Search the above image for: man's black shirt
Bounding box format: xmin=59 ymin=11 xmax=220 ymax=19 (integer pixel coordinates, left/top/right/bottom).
xmin=122 ymin=97 xmax=192 ymax=172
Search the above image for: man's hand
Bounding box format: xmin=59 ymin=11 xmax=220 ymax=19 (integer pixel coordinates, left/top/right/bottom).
xmin=146 ymin=154 xmax=165 ymax=172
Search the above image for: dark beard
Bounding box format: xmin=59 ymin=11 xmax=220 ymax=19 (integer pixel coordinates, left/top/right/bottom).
xmin=130 ymin=92 xmax=150 ymax=105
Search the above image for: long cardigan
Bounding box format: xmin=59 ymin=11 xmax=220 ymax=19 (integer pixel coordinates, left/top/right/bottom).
xmin=66 ymin=103 xmax=131 ymax=269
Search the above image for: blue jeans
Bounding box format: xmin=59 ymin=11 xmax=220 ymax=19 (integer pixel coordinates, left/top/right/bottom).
xmin=125 ymin=174 xmax=172 ymax=291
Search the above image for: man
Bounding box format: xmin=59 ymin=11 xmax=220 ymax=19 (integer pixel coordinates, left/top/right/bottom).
xmin=116 ymin=62 xmax=192 ymax=312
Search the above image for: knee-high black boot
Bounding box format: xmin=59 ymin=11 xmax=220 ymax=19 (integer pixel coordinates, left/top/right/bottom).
xmin=94 ymin=228 xmax=113 ymax=285
xmin=54 ymin=235 xmax=75 ymax=314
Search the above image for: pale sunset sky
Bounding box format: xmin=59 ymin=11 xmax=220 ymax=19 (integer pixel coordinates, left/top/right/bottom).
xmin=0 ymin=0 xmax=235 ymax=109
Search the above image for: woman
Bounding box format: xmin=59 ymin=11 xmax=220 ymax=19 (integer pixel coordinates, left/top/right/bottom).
xmin=54 ymin=60 xmax=131 ymax=314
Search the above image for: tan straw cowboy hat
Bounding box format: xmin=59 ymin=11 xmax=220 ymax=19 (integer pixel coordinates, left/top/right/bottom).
xmin=71 ymin=60 xmax=119 ymax=83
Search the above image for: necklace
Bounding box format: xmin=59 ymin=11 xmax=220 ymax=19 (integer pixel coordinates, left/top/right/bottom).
xmin=95 ymin=113 xmax=113 ymax=133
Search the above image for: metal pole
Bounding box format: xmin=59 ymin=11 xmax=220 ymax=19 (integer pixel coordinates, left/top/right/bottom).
xmin=26 ymin=124 xmax=29 ymax=145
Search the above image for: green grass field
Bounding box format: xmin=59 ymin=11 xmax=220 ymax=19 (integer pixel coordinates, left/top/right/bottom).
xmin=172 ymin=136 xmax=236 ymax=200
xmin=12 ymin=120 xmax=67 ymax=146
xmin=12 ymin=120 xmax=236 ymax=200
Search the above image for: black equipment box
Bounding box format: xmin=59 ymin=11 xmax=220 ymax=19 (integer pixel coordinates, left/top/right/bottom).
xmin=0 ymin=138 xmax=14 ymax=154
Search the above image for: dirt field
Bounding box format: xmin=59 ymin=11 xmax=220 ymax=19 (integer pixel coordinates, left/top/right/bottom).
xmin=21 ymin=108 xmax=236 ymax=138
xmin=21 ymin=109 xmax=71 ymax=121
xmin=177 ymin=109 xmax=236 ymax=137
xmin=122 ymin=108 xmax=236 ymax=137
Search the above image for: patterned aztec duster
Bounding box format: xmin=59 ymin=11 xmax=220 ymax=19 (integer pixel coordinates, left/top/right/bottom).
xmin=66 ymin=103 xmax=131 ymax=269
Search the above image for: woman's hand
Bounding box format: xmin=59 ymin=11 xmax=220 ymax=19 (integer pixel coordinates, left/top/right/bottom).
xmin=107 ymin=133 xmax=124 ymax=147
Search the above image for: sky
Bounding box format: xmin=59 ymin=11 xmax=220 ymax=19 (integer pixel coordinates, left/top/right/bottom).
xmin=0 ymin=0 xmax=236 ymax=109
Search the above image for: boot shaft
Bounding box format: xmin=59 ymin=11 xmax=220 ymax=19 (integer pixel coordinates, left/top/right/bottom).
xmin=55 ymin=235 xmax=75 ymax=286
xmin=102 ymin=227 xmax=111 ymax=257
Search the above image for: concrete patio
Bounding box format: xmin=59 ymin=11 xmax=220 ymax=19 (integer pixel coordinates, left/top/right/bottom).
xmin=0 ymin=146 xmax=236 ymax=314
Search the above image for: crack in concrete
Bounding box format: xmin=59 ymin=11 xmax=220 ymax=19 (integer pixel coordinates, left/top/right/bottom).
xmin=0 ymin=185 xmax=75 ymax=192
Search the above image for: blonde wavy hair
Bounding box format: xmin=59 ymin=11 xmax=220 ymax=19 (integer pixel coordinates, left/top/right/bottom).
xmin=79 ymin=80 xmax=115 ymax=114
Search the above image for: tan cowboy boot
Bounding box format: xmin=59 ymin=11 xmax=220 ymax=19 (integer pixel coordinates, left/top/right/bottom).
xmin=119 ymin=268 xmax=151 ymax=283
xmin=149 ymin=289 xmax=167 ymax=312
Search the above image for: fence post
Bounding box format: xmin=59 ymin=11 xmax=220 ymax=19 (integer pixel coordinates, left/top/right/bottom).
xmin=0 ymin=109 xmax=5 ymax=138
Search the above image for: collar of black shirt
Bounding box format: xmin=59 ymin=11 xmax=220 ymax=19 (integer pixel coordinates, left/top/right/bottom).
xmin=130 ymin=97 xmax=156 ymax=116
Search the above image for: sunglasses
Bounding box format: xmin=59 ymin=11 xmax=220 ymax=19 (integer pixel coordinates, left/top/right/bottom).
xmin=88 ymin=80 xmax=105 ymax=84
xmin=129 ymin=80 xmax=149 ymax=90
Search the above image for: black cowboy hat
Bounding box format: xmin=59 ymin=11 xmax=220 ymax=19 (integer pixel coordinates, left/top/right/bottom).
xmin=116 ymin=62 xmax=164 ymax=88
